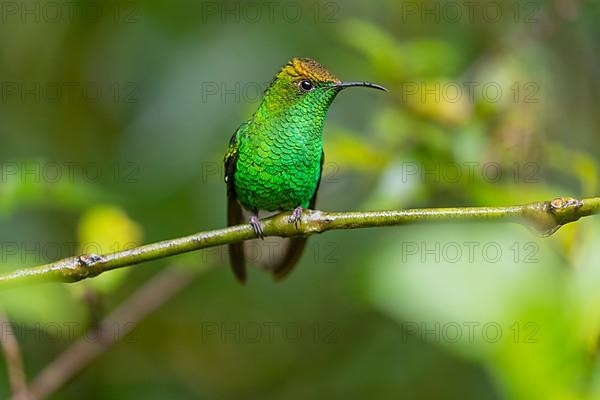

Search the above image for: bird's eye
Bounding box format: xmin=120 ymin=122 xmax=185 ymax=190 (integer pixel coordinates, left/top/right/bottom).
xmin=299 ymin=80 xmax=313 ymax=92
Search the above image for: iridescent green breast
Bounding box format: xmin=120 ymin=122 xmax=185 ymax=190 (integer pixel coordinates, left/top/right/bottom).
xmin=233 ymin=117 xmax=323 ymax=211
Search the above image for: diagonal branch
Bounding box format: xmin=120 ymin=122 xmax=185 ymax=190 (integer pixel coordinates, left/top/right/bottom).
xmin=0 ymin=196 xmax=599 ymax=289
xmin=0 ymin=309 xmax=29 ymax=400
xmin=26 ymin=264 xmax=199 ymax=400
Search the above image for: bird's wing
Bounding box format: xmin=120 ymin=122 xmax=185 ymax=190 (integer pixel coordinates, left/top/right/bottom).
xmin=224 ymin=128 xmax=247 ymax=284
xmin=271 ymin=150 xmax=325 ymax=281
xmin=308 ymin=151 xmax=325 ymax=211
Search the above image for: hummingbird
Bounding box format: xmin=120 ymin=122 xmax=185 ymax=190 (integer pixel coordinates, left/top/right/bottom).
xmin=224 ymin=57 xmax=387 ymax=283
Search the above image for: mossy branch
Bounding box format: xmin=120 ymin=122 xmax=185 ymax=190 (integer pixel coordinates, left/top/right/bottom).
xmin=1 ymin=196 xmax=599 ymax=289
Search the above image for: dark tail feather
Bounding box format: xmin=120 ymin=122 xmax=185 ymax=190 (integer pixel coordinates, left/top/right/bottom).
xmin=271 ymin=237 xmax=308 ymax=281
xmin=227 ymin=197 xmax=246 ymax=284
xmin=229 ymin=242 xmax=246 ymax=284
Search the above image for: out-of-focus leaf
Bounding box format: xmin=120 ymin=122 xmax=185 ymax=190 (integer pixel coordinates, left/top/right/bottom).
xmin=362 ymin=156 xmax=426 ymax=210
xmin=76 ymin=205 xmax=143 ymax=293
xmin=545 ymin=141 xmax=599 ymax=196
xmin=573 ymin=220 xmax=600 ymax=351
xmin=324 ymin=128 xmax=389 ymax=173
xmin=364 ymin=223 xmax=586 ymax=400
xmin=403 ymin=79 xmax=473 ymax=125
xmin=0 ymin=285 xmax=84 ymax=325
xmin=336 ymin=19 xmax=405 ymax=80
xmin=337 ymin=19 xmax=460 ymax=81
xmin=0 ymin=160 xmax=113 ymax=217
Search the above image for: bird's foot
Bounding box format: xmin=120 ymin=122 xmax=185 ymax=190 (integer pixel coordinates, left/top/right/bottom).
xmin=288 ymin=206 xmax=303 ymax=228
xmin=249 ymin=215 xmax=264 ymax=239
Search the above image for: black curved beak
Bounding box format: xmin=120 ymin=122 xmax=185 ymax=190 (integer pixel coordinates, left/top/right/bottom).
xmin=333 ymin=81 xmax=388 ymax=92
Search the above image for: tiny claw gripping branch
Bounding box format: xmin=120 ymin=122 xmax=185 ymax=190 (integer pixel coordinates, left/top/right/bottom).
xmin=249 ymin=215 xmax=265 ymax=239
xmin=288 ymin=206 xmax=303 ymax=228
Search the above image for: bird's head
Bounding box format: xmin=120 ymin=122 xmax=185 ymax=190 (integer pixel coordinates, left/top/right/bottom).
xmin=260 ymin=58 xmax=387 ymax=115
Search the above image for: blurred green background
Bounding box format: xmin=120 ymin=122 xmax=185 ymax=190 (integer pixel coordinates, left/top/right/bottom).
xmin=1 ymin=0 xmax=600 ymax=398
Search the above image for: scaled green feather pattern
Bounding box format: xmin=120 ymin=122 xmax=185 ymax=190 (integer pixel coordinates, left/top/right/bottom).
xmin=234 ymin=89 xmax=334 ymax=211
xmin=223 ymin=57 xmax=386 ymax=283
